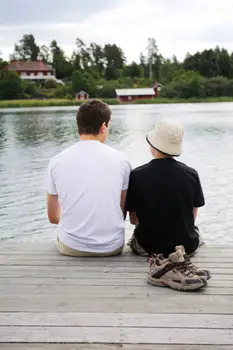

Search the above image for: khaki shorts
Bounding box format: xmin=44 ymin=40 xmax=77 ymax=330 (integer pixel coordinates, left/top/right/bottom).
xmin=56 ymin=237 xmax=123 ymax=257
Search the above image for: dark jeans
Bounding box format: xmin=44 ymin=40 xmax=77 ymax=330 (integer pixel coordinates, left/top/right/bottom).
xmin=128 ymin=226 xmax=201 ymax=257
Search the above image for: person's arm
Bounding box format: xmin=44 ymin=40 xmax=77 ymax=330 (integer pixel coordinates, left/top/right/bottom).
xmin=129 ymin=211 xmax=139 ymax=225
xmin=193 ymin=170 xmax=205 ymax=222
xmin=120 ymin=189 xmax=127 ymax=219
xmin=47 ymin=193 xmax=60 ymax=224
xmin=193 ymin=207 xmax=198 ymax=222
xmin=121 ymin=157 xmax=132 ymax=220
xmin=126 ymin=170 xmax=139 ymax=224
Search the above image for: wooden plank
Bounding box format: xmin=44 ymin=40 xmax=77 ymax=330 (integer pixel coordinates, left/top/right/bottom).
xmin=0 ymin=271 xmax=232 ymax=281
xmin=1 ymin=245 xmax=233 ymax=252
xmin=0 ymin=265 xmax=232 ymax=274
xmin=1 ymin=295 xmax=233 ymax=313
xmin=1 ymin=312 xmax=232 ymax=329
xmin=1 ymin=242 xmax=232 ymax=249
xmin=1 ymin=326 xmax=233 ymax=344
xmin=0 ymin=277 xmax=232 ymax=287
xmin=1 ymin=255 xmax=233 ymax=263
xmin=0 ymin=243 xmax=233 ymax=251
xmin=1 ymin=344 xmax=233 ymax=350
xmin=0 ymin=258 xmax=231 ymax=268
xmin=1 ymin=251 xmax=232 ymax=259
xmin=0 ymin=284 xmax=232 ymax=296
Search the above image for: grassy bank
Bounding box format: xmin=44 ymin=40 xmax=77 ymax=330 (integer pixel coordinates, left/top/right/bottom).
xmin=0 ymin=96 xmax=233 ymax=109
xmin=132 ymin=96 xmax=233 ymax=104
xmin=0 ymin=98 xmax=120 ymax=108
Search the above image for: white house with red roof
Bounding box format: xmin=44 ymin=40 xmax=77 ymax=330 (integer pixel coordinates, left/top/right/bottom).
xmin=4 ymin=60 xmax=63 ymax=84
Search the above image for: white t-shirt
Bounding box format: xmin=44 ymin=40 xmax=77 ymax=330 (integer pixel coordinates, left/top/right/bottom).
xmin=45 ymin=140 xmax=132 ymax=252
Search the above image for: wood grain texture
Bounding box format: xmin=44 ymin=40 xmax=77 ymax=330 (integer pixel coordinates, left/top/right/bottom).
xmin=0 ymin=242 xmax=233 ymax=346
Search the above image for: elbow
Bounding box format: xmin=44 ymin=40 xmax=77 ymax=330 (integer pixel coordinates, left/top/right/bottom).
xmin=48 ymin=215 xmax=59 ymax=225
xmin=130 ymin=217 xmax=136 ymax=225
xmin=129 ymin=212 xmax=139 ymax=225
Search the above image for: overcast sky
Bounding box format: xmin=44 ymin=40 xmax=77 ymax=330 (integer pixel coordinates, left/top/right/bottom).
xmin=1 ymin=0 xmax=233 ymax=63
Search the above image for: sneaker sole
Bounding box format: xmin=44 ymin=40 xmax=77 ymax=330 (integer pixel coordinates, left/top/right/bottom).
xmin=197 ymin=270 xmax=211 ymax=280
xmin=147 ymin=275 xmax=207 ymax=292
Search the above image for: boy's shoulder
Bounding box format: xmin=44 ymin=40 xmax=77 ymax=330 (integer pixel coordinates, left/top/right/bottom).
xmin=130 ymin=162 xmax=151 ymax=176
xmin=175 ymin=160 xmax=199 ymax=177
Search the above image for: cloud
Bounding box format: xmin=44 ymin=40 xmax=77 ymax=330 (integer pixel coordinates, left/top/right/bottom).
xmin=1 ymin=0 xmax=233 ymax=62
xmin=0 ymin=0 xmax=121 ymax=25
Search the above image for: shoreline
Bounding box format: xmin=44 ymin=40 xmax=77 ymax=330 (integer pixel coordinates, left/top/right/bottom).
xmin=1 ymin=96 xmax=233 ymax=109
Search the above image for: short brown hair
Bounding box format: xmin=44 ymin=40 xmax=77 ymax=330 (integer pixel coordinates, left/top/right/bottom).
xmin=76 ymin=99 xmax=111 ymax=135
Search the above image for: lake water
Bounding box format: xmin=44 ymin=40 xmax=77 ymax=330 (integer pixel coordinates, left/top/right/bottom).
xmin=0 ymin=103 xmax=233 ymax=244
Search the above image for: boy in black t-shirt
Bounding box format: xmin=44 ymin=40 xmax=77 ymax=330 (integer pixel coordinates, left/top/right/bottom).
xmin=126 ymin=119 xmax=210 ymax=290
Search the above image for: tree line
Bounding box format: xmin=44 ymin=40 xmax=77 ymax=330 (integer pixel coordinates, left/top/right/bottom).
xmin=1 ymin=34 xmax=233 ymax=100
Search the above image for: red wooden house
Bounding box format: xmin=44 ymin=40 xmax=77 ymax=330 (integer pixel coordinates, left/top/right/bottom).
xmin=4 ymin=60 xmax=55 ymax=81
xmin=115 ymin=82 xmax=162 ymax=102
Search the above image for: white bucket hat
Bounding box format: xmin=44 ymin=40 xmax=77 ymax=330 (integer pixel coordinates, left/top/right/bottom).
xmin=146 ymin=118 xmax=184 ymax=156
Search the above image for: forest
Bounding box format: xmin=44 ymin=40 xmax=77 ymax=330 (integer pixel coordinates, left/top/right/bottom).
xmin=1 ymin=34 xmax=233 ymax=100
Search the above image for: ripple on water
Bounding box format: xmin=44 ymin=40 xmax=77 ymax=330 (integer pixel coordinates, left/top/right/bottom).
xmin=0 ymin=104 xmax=233 ymax=244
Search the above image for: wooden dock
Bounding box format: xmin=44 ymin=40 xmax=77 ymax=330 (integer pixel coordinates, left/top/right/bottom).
xmin=0 ymin=242 xmax=233 ymax=349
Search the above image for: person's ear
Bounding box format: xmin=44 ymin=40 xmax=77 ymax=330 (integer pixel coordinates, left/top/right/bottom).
xmin=100 ymin=122 xmax=106 ymax=134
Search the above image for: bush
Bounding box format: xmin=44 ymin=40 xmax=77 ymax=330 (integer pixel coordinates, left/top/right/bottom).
xmin=43 ymin=79 xmax=59 ymax=89
xmin=0 ymin=71 xmax=24 ymax=100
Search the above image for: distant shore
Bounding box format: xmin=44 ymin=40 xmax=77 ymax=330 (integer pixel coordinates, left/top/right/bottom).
xmin=1 ymin=97 xmax=233 ymax=109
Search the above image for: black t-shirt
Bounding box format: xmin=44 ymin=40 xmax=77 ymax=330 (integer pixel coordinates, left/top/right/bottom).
xmin=126 ymin=158 xmax=205 ymax=256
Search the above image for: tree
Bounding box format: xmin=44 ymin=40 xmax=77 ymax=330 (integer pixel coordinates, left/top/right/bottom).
xmin=90 ymin=42 xmax=105 ymax=75
xmin=38 ymin=45 xmax=52 ymax=63
xmin=74 ymin=38 xmax=92 ymax=70
xmin=71 ymin=70 xmax=97 ymax=96
xmin=121 ymin=62 xmax=142 ymax=78
xmin=139 ymin=53 xmax=147 ymax=77
xmin=160 ymin=58 xmax=185 ymax=84
xmin=13 ymin=34 xmax=40 ymax=61
xmin=0 ymin=51 xmax=8 ymax=70
xmin=0 ymin=70 xmax=24 ymax=99
xmin=104 ymin=44 xmax=125 ymax=80
xmin=182 ymin=47 xmax=233 ymax=78
xmin=50 ymin=40 xmax=72 ymax=79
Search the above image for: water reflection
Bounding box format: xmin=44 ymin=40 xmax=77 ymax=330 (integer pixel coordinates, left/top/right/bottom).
xmin=0 ymin=115 xmax=6 ymax=150
xmin=0 ymin=103 xmax=233 ymax=243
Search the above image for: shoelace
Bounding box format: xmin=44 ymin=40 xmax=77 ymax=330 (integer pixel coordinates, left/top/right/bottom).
xmin=175 ymin=261 xmax=194 ymax=276
xmin=184 ymin=259 xmax=198 ymax=273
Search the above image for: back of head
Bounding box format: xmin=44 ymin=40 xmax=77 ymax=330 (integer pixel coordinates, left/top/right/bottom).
xmin=147 ymin=118 xmax=184 ymax=156
xmin=76 ymin=99 xmax=111 ymax=135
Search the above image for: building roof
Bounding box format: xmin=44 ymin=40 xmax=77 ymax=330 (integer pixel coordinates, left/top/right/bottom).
xmin=115 ymin=88 xmax=155 ymax=96
xmin=6 ymin=60 xmax=54 ymax=72
xmin=76 ymin=91 xmax=89 ymax=94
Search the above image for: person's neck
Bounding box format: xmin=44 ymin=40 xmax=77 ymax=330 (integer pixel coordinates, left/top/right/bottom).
xmin=155 ymin=154 xmax=173 ymax=159
xmin=153 ymin=149 xmax=173 ymax=159
xmin=80 ymin=134 xmax=102 ymax=142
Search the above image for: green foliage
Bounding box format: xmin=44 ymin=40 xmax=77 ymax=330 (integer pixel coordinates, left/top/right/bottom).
xmin=43 ymin=79 xmax=59 ymax=89
xmin=0 ymin=71 xmax=24 ymax=99
xmin=2 ymin=35 xmax=233 ymax=103
xmin=132 ymin=97 xmax=233 ymax=104
xmin=50 ymin=40 xmax=73 ymax=79
xmin=21 ymin=80 xmax=37 ymax=97
xmin=161 ymin=74 xmax=233 ymax=99
xmin=183 ymin=47 xmax=233 ymax=78
xmin=121 ymin=62 xmax=142 ymax=78
xmin=0 ymin=98 xmax=120 ymax=108
xmin=96 ymin=80 xmax=118 ymax=98
xmin=71 ymin=70 xmax=97 ymax=97
xmin=71 ymin=71 xmax=88 ymax=93
xmin=13 ymin=34 xmax=40 ymax=61
xmin=104 ymin=44 xmax=125 ymax=80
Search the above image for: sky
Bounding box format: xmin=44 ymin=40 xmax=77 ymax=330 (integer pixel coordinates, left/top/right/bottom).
xmin=1 ymin=0 xmax=233 ymax=63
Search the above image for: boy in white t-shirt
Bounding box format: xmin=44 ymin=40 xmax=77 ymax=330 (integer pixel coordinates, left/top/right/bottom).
xmin=45 ymin=99 xmax=131 ymax=257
